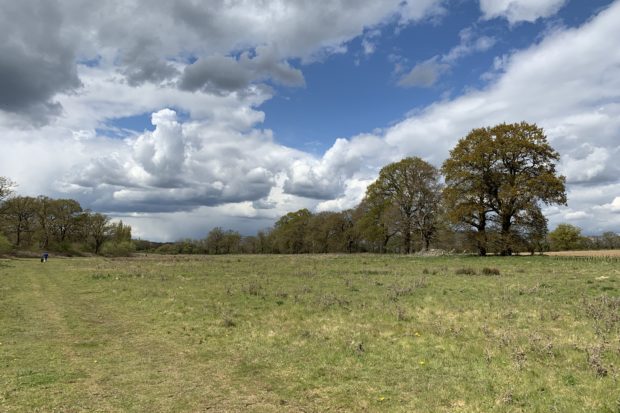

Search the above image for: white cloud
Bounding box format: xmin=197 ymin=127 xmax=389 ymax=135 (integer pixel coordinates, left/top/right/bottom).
xmin=62 ymin=109 xmax=312 ymax=212
xmin=399 ymin=57 xmax=448 ymax=87
xmin=1 ymin=0 xmax=447 ymax=123
xmin=3 ymin=0 xmax=451 ymax=239
xmin=479 ymin=0 xmax=568 ymax=24
xmin=564 ymin=210 xmax=591 ymax=220
xmin=560 ymin=144 xmax=610 ymax=184
xmin=2 ymin=0 xmax=620 ymax=240
xmin=321 ymin=2 xmax=620 ymax=231
xmin=595 ymin=197 xmax=620 ymax=214
xmin=399 ymin=27 xmax=495 ymax=88
xmin=443 ymin=27 xmax=496 ymax=63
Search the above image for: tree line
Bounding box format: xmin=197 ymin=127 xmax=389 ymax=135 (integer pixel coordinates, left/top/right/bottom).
xmin=141 ymin=122 xmax=577 ymax=256
xmin=3 ymin=122 xmax=616 ymax=256
xmin=548 ymin=223 xmax=620 ymax=251
xmin=0 ymin=177 xmax=133 ymax=256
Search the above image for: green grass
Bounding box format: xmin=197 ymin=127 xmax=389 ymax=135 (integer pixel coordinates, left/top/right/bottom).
xmin=1 ymin=255 xmax=619 ymax=412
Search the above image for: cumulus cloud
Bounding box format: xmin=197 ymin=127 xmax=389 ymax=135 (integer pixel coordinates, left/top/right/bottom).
xmin=322 ymin=2 xmax=620 ymax=230
xmin=479 ymin=0 xmax=568 ymax=24
xmin=179 ymin=48 xmax=304 ymax=93
xmin=564 ymin=210 xmax=591 ymax=220
xmin=283 ymin=134 xmax=400 ymax=200
xmin=119 ymin=38 xmax=180 ymax=86
xmin=594 ymin=197 xmax=620 ymax=214
xmin=63 ymin=109 xmax=310 ymax=212
xmin=14 ymin=0 xmax=620 ymax=237
xmin=398 ymin=27 xmax=495 ymax=88
xmin=398 ymin=57 xmax=448 ymax=87
xmin=2 ymin=0 xmax=620 ymax=240
xmin=169 ymin=0 xmax=445 ymax=60
xmin=0 ymin=0 xmax=447 ymax=123
xmin=443 ymin=27 xmax=496 ymax=63
xmin=360 ymin=29 xmax=382 ymax=57
xmin=560 ymin=144 xmax=611 ymax=184
xmin=0 ymin=0 xmax=81 ymax=123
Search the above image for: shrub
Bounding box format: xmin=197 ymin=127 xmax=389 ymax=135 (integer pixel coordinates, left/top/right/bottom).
xmin=0 ymin=234 xmax=12 ymax=254
xmin=482 ymin=267 xmax=501 ymax=275
xmin=455 ymin=267 xmax=477 ymax=275
xmin=100 ymin=241 xmax=136 ymax=257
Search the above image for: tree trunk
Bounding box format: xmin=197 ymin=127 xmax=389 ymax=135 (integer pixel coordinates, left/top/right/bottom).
xmin=476 ymin=230 xmax=487 ymax=256
xmin=500 ymin=215 xmax=513 ymax=256
xmin=403 ymin=230 xmax=411 ymax=254
xmin=476 ymin=214 xmax=487 ymax=256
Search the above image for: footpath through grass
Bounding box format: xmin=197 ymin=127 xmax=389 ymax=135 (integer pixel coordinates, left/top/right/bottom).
xmin=0 ymin=255 xmax=619 ymax=412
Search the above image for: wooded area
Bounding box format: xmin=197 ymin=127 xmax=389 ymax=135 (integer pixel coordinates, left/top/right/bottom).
xmin=2 ymin=122 xmax=617 ymax=256
xmin=0 ymin=176 xmax=132 ymax=256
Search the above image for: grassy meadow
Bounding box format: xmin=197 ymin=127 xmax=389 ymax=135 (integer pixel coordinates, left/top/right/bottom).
xmin=1 ymin=254 xmax=619 ymax=412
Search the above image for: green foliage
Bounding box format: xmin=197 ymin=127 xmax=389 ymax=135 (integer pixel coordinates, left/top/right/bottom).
xmin=154 ymin=243 xmax=181 ymax=254
xmin=0 ymin=233 xmax=12 ymax=254
xmin=1 ymin=196 xmax=38 ymax=247
xmin=549 ymin=223 xmax=583 ymax=251
xmin=109 ymin=220 xmax=132 ymax=243
xmin=205 ymin=227 xmax=242 ymax=254
xmin=363 ymin=157 xmax=442 ymax=253
xmin=354 ymin=188 xmax=403 ymax=253
xmin=100 ymin=240 xmax=136 ymax=257
xmin=511 ymin=205 xmax=549 ymax=255
xmin=600 ymin=231 xmax=620 ymax=249
xmin=307 ymin=211 xmax=355 ymax=253
xmin=84 ymin=212 xmax=110 ymax=254
xmin=271 ymin=209 xmax=312 ymax=253
xmin=443 ymin=122 xmax=566 ymax=256
xmin=0 ymin=190 xmax=105 ymax=254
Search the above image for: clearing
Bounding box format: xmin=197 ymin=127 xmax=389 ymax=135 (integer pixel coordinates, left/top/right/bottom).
xmin=1 ymin=255 xmax=619 ymax=412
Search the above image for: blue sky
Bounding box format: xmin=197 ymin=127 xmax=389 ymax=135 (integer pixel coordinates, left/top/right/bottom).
xmin=1 ymin=0 xmax=620 ymax=240
xmin=263 ymin=0 xmax=614 ymax=151
xmin=105 ymin=0 xmax=613 ymax=152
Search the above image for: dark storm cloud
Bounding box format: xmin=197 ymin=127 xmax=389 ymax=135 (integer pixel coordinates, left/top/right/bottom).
xmin=179 ymin=49 xmax=304 ymax=93
xmin=179 ymin=56 xmax=254 ymax=92
xmin=119 ymin=38 xmax=180 ymax=86
xmin=0 ymin=0 xmax=81 ymax=123
xmin=83 ymin=179 xmax=277 ymax=214
xmin=0 ymin=0 xmax=432 ymax=125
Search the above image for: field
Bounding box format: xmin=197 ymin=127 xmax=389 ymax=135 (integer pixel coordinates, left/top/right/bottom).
xmin=1 ymin=255 xmax=619 ymax=412
xmin=546 ymin=250 xmax=620 ymax=258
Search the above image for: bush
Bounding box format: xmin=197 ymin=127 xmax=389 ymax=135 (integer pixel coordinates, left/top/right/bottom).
xmin=100 ymin=241 xmax=135 ymax=257
xmin=482 ymin=267 xmax=501 ymax=275
xmin=455 ymin=267 xmax=477 ymax=275
xmin=0 ymin=234 xmax=12 ymax=254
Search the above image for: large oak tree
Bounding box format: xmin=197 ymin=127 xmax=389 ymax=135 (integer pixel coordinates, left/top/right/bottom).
xmin=364 ymin=157 xmax=442 ymax=253
xmin=443 ymin=122 xmax=566 ymax=255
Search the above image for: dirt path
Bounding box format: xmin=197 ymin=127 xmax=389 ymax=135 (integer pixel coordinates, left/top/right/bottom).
xmin=9 ymin=260 xmax=234 ymax=411
xmin=26 ymin=262 xmax=117 ymax=412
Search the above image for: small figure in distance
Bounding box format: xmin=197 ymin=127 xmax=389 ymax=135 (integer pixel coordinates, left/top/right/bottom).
xmin=43 ymin=252 xmax=49 ymax=263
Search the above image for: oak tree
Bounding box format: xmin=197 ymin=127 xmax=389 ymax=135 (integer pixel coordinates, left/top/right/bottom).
xmin=443 ymin=122 xmax=566 ymax=255
xmin=548 ymin=223 xmax=582 ymax=251
xmin=364 ymin=157 xmax=442 ymax=253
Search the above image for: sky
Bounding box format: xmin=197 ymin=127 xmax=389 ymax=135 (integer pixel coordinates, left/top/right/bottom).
xmin=1 ymin=0 xmax=619 ymax=241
